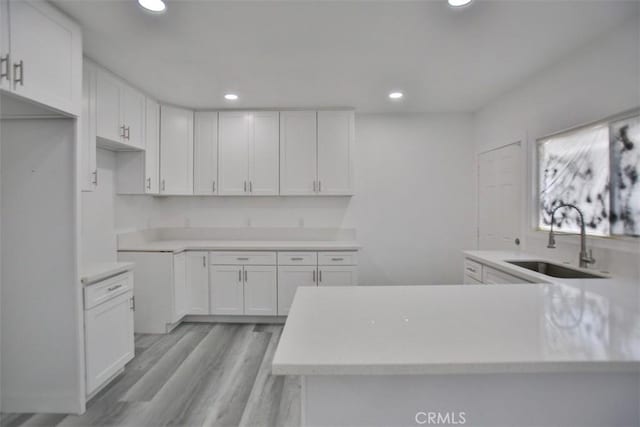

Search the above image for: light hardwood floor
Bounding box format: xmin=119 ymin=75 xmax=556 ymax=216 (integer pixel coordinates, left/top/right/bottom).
xmin=0 ymin=323 xmax=300 ymax=427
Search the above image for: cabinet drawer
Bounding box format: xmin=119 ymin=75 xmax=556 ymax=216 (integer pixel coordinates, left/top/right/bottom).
xmin=463 ymin=258 xmax=483 ymax=281
xmin=278 ymin=252 xmax=317 ymax=266
xmin=84 ymin=272 xmax=133 ymax=310
xmin=209 ymin=251 xmax=276 ymax=265
xmin=318 ymin=251 xmax=357 ymax=266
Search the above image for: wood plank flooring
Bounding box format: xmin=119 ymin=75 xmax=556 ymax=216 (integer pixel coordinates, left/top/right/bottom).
xmin=0 ymin=323 xmax=300 ymax=427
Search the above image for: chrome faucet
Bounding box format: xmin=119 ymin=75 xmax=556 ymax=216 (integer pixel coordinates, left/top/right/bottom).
xmin=547 ymin=203 xmax=595 ymax=268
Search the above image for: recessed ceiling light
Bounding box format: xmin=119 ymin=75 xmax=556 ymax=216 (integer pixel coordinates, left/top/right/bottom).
xmin=138 ymin=0 xmax=166 ymax=13
xmin=224 ymin=93 xmax=239 ymax=101
xmin=389 ymin=92 xmax=404 ymax=100
xmin=448 ymin=0 xmax=473 ymax=7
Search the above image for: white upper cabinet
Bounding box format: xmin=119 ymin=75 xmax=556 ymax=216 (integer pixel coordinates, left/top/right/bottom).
xmin=218 ymin=111 xmax=279 ymax=196
xmin=218 ymin=112 xmax=251 ymax=195
xmin=249 ymin=112 xmax=279 ymax=195
xmin=160 ymin=105 xmax=194 ymax=195
xmin=317 ymin=111 xmax=354 ymax=195
xmin=280 ymin=111 xmax=317 ymax=195
xmin=0 ymin=0 xmax=81 ymax=116
xmin=193 ymin=111 xmax=219 ymax=195
xmin=80 ymin=60 xmax=97 ymax=192
xmin=144 ymin=99 xmax=160 ymax=194
xmin=96 ymin=67 xmax=146 ymax=150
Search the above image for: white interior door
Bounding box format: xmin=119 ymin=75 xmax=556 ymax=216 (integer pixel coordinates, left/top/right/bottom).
xmin=218 ymin=112 xmax=250 ymax=195
xmin=249 ymin=112 xmax=279 ymax=195
xmin=186 ymin=252 xmax=209 ymax=315
xmin=317 ymin=111 xmax=354 ymax=195
xmin=243 ymin=265 xmax=277 ymax=316
xmin=277 ymin=266 xmax=317 ymax=315
xmin=160 ymin=105 xmax=194 ymax=195
xmin=478 ymin=143 xmax=522 ymax=250
xmin=194 ymin=111 xmax=219 ymax=195
xmin=209 ymin=265 xmax=244 ymax=315
xmin=8 ymin=0 xmax=81 ymax=115
xmin=318 ymin=266 xmax=358 ymax=287
xmin=280 ymin=111 xmax=317 ymax=195
xmin=144 ymin=99 xmax=160 ymax=194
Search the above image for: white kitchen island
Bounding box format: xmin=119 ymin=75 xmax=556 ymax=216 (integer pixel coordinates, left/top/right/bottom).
xmin=272 ymin=273 xmax=640 ymax=426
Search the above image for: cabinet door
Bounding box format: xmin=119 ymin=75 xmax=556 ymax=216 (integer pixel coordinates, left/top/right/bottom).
xmin=317 ymin=111 xmax=354 ymax=195
xmin=186 ymin=252 xmax=209 ymax=315
xmin=210 ymin=265 xmax=244 ymax=315
xmin=85 ymin=291 xmax=134 ymax=395
xmin=244 ymin=265 xmax=277 ymax=316
xmin=80 ymin=61 xmax=97 ymax=192
xmin=0 ymin=0 xmax=10 ymax=92
xmin=318 ymin=266 xmax=358 ymax=287
xmin=464 ymin=275 xmax=483 ymax=285
xmin=249 ymin=112 xmax=279 ymax=195
xmin=96 ymin=70 xmax=122 ymax=143
xmin=194 ymin=111 xmax=219 ymax=195
xmin=277 ymin=266 xmax=317 ymax=316
xmin=144 ymin=99 xmax=160 ymax=194
xmin=218 ymin=112 xmax=250 ymax=195
xmin=481 ymin=266 xmax=530 ymax=285
xmin=8 ymin=0 xmax=81 ymax=116
xmin=121 ymin=85 xmax=145 ymax=149
xmin=279 ymin=111 xmax=317 ymax=195
xmin=172 ymin=252 xmax=188 ymax=322
xmin=160 ymin=105 xmax=194 ymax=195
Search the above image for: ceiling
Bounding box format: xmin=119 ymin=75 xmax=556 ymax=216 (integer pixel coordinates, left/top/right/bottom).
xmin=53 ymin=0 xmax=639 ymax=113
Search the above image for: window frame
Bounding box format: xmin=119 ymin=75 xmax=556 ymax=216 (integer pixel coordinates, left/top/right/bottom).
xmin=533 ymin=107 xmax=640 ymax=243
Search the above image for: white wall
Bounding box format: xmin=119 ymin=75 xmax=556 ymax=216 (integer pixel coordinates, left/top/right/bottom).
xmin=473 ymin=18 xmax=640 ymax=278
xmin=115 ymin=113 xmax=476 ymax=285
xmin=81 ymin=148 xmax=117 ymax=264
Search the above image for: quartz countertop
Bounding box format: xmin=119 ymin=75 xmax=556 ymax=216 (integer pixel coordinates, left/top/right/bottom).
xmin=272 ymin=251 xmax=640 ymax=376
xmin=117 ymin=239 xmax=361 ymax=253
xmin=82 ymin=261 xmax=135 ymax=285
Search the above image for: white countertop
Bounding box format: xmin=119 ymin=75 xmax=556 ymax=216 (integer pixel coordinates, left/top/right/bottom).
xmin=117 ymin=239 xmax=361 ymax=253
xmin=272 ymin=251 xmax=640 ymax=376
xmin=81 ymin=261 xmax=135 ymax=285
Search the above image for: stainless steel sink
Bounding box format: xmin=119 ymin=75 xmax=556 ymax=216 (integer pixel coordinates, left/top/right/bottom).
xmin=505 ymin=260 xmax=608 ymax=279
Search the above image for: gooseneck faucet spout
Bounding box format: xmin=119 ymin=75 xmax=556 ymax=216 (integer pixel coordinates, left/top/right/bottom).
xmin=547 ymin=203 xmax=595 ymax=269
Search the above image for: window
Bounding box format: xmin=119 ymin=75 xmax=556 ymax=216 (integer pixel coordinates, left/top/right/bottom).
xmin=538 ymin=111 xmax=640 ymax=238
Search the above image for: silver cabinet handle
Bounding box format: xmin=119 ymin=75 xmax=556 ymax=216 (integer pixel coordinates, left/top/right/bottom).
xmin=291 ymin=257 xmax=303 ymax=261
xmin=212 ymin=181 xmax=216 ymax=193
xmin=318 ymin=181 xmax=322 ymax=193
xmin=244 ymin=269 xmax=248 ymax=282
xmin=130 ymin=296 xmax=136 ymax=311
xmin=319 ymin=270 xmax=322 ymax=282
xmin=313 ymin=269 xmax=316 ymax=282
xmin=249 ymin=181 xmax=253 ymax=192
xmin=92 ymin=170 xmax=98 ymax=185
xmin=126 ymin=126 xmax=131 ymax=140
xmin=0 ymin=54 xmax=9 ymax=83
xmin=466 ymin=267 xmax=476 ymax=273
xmin=237 ymin=257 xmax=249 ymax=261
xmin=244 ymin=181 xmax=247 ymax=192
xmin=331 ymin=257 xmax=344 ymax=261
xmin=120 ymin=125 xmax=126 ymax=138
xmin=107 ymin=284 xmax=123 ymax=292
xmin=146 ymin=177 xmax=151 ymax=190
xmin=239 ymin=269 xmax=242 ymax=282
xmin=202 ymin=255 xmax=206 ymax=267
xmin=13 ymin=60 xmax=23 ymax=88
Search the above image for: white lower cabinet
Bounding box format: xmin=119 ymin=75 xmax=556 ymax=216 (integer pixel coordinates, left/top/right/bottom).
xmin=463 ymin=257 xmax=531 ymax=285
xmin=84 ymin=272 xmax=134 ymax=396
xmin=209 ymin=264 xmax=244 ymax=315
xmin=318 ymin=266 xmax=358 ymax=287
xmin=186 ymin=251 xmax=210 ymax=315
xmin=172 ymin=252 xmax=188 ymax=322
xmin=277 ymin=265 xmax=317 ymax=315
xmin=244 ymin=265 xmax=277 ymax=316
